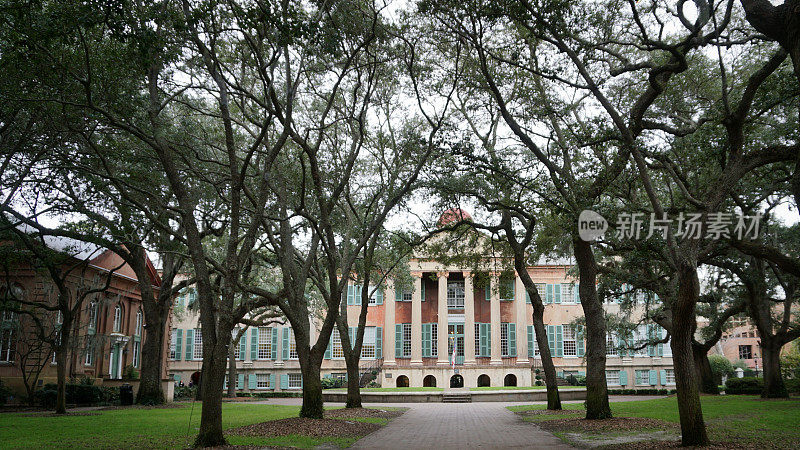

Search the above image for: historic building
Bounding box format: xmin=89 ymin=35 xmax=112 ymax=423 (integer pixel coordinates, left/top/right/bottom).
xmin=0 ymin=236 xmax=172 ymax=401
xmin=167 ymin=209 xmax=676 ymax=391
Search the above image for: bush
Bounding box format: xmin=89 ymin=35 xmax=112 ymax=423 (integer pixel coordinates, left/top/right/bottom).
xmin=709 ymin=355 xmax=734 ymax=380
xmin=565 ymin=375 xmax=586 ymax=386
xmin=0 ymin=379 xmax=11 ymax=406
xmin=321 ymin=377 xmax=345 ymax=389
xmin=535 ymin=380 xmax=543 ymax=386
xmin=34 ymin=386 xmax=58 ymax=408
xmin=725 ymin=376 xmax=763 ymax=394
xmin=122 ymin=365 xmax=139 ymax=380
xmin=174 ymin=385 xmax=197 ymax=401
xmin=784 ymin=378 xmax=800 ymax=395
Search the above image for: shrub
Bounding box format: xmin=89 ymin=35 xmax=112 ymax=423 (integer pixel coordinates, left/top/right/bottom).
xmin=321 ymin=377 xmax=345 ymax=389
xmin=725 ymin=376 xmax=763 ymax=394
xmin=535 ymin=380 xmax=543 ymax=386
xmin=100 ymin=386 xmax=119 ymax=404
xmin=0 ymin=379 xmax=12 ymax=405
xmin=34 ymin=386 xmax=58 ymax=408
xmin=566 ymin=375 xmax=586 ymax=386
xmin=784 ymin=378 xmax=800 ymax=395
xmin=122 ymin=365 xmax=139 ymax=380
xmin=709 ymin=355 xmax=734 ymax=381
xmin=174 ymin=385 xmax=197 ymax=401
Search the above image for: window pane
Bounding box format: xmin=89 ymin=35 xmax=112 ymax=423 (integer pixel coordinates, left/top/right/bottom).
xmin=447 ymin=281 xmax=465 ymax=308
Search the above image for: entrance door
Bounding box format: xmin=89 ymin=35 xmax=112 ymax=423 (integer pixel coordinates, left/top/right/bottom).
xmin=450 ymin=374 xmax=464 ymax=388
xmin=110 ymin=344 xmax=121 ymax=379
xmin=447 ymin=324 xmax=465 ymax=365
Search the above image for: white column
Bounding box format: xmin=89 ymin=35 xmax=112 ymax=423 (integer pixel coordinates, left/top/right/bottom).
xmin=411 ymin=272 xmax=423 ymax=365
xmin=437 ymin=272 xmax=449 ymax=365
xmin=464 ymin=271 xmax=476 ymax=365
xmin=385 ymin=281 xmax=396 ymax=366
xmin=516 ymin=274 xmax=529 ymax=364
xmin=490 ymin=273 xmax=502 ymax=365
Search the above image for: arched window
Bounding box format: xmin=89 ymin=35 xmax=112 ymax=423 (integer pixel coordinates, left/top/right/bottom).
xmin=135 ymin=310 xmax=143 ymax=336
xmin=113 ymin=305 xmax=122 ymax=333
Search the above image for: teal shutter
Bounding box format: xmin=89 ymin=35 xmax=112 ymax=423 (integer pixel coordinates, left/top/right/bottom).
xmin=574 ymin=284 xmax=580 ymax=303
xmin=280 ymin=374 xmax=288 ymax=390
xmin=526 ymin=289 xmax=531 ymax=304
xmin=578 ymin=371 xmax=585 ymax=376
xmin=248 ymin=374 xmax=257 ymax=390
xmin=269 ymin=373 xmax=274 ymax=389
xmin=557 ymin=370 xmax=564 ymax=378
xmin=486 ymin=323 xmax=491 ymax=355
xmin=376 ymin=289 xmax=383 ymax=305
xmin=547 ymin=325 xmax=555 ymax=355
xmin=660 ymin=370 xmax=667 ymax=385
xmin=376 ymin=326 xmax=382 ymax=358
xmin=422 ymin=323 xmax=431 ymax=357
xmin=395 ymin=324 xmax=402 ymax=357
xmin=239 ymin=329 xmax=246 ymax=360
xmin=577 ymin=325 xmax=585 ymax=357
xmin=272 ymin=329 xmax=278 ymax=359
xmin=421 ymin=280 xmax=426 ymax=301
xmin=251 ymin=327 xmax=259 ymax=360
xmin=554 ymin=284 xmax=562 ymax=304
xmin=555 ymin=325 xmax=563 ymax=357
xmin=527 ymin=325 xmax=534 ymax=357
xmin=395 ymin=288 xmax=403 ymax=302
xmin=185 ymin=329 xmax=194 ymax=360
xmin=282 ymin=328 xmax=290 ymax=359
xmin=649 ymin=370 xmax=657 ymax=386
xmin=237 ymin=373 xmax=244 ymax=389
xmin=508 ymin=323 xmax=516 ymax=357
xmin=479 ymin=323 xmax=488 ymax=356
xmin=619 ymin=370 xmax=628 ymax=386
xmin=355 ymin=285 xmax=362 ymax=306
xmin=546 ymin=284 xmax=553 ymax=304
xmin=485 ymin=280 xmax=491 ymax=301
xmin=347 ymin=285 xmax=354 ymax=305
xmin=175 ymin=329 xmax=183 ymax=361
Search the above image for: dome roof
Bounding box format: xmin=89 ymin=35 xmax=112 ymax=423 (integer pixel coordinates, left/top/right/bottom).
xmin=437 ymin=208 xmax=472 ymax=227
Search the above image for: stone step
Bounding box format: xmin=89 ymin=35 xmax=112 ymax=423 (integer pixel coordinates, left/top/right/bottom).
xmin=442 ymin=393 xmax=472 ymax=403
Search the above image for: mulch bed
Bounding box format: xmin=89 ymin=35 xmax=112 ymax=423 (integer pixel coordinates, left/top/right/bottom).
xmin=536 ymin=417 xmax=678 ymax=433
xmin=515 ymin=409 xmax=581 ymax=417
xmin=610 ymin=441 xmax=762 ymax=449
xmin=228 ymin=408 xmax=405 ymax=439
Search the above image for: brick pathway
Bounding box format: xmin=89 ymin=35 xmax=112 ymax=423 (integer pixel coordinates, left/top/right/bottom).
xmin=349 ymin=402 xmax=575 ymax=449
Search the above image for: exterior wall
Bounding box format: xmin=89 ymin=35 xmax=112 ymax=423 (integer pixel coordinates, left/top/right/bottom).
xmin=710 ymin=322 xmax=762 ymax=369
xmin=0 ymin=250 xmax=169 ymax=401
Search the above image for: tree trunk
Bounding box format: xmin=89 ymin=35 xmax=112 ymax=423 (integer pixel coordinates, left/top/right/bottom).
xmin=299 ymin=358 xmax=324 ymax=418
xmin=227 ymin=345 xmax=238 ymax=398
xmin=533 ymin=307 xmax=561 ymax=410
xmin=344 ymin=352 xmax=362 ymax=408
xmin=573 ymin=237 xmax=612 ymax=419
xmin=673 ymin=265 xmax=709 ymax=446
xmin=194 ymin=341 xmax=228 ymax=447
xmin=54 ymin=344 xmax=68 ymax=414
xmin=136 ymin=300 xmax=167 ymax=405
xmin=761 ymin=341 xmax=789 ymax=398
xmin=692 ymin=342 xmax=719 ymax=395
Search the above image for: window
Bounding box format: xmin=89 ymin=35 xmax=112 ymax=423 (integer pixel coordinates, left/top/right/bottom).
xmin=501 ymin=323 xmax=509 ymax=357
xmin=132 ymin=341 xmax=140 ymax=367
xmin=635 ymin=369 xmax=650 ymax=386
xmin=332 ymin=328 xmax=344 ymax=358
xmin=535 ymin=283 xmax=545 ymax=296
xmin=561 ymin=284 xmax=574 ymax=303
xmin=475 ymin=323 xmax=481 ymax=357
xmin=739 ymin=345 xmax=752 ymax=359
xmin=431 ymin=323 xmax=438 ymax=358
xmin=84 ymin=343 xmax=94 ymax=366
xmin=402 ymin=323 xmax=412 ymax=357
xmin=606 ymin=370 xmax=620 ymax=385
xmin=193 ymin=328 xmax=203 ymax=360
xmin=256 ymin=373 xmax=270 ymax=389
xmin=258 ymin=327 xmax=272 ymax=359
xmin=402 ymin=291 xmax=412 ymax=302
xmin=665 ymin=369 xmax=676 ymax=384
xmin=606 ymin=334 xmax=618 ymax=356
xmin=0 ymin=329 xmax=14 ymax=363
xmin=361 ymin=327 xmax=376 ymax=359
xmin=288 ymin=373 xmax=302 ymax=389
xmin=288 ymin=329 xmax=298 ymax=359
xmin=88 ymin=302 xmax=98 ymax=332
xmin=170 ymin=329 xmax=177 ymax=360
xmin=563 ymin=326 xmax=577 ymax=357
xmin=330 ymin=373 xmax=347 ymax=382
xmin=135 ymin=310 xmax=143 ymax=336
xmin=533 ymin=333 xmax=540 ymax=357
xmin=447 ymin=280 xmax=465 ymax=308
xmin=113 ymin=305 xmax=122 ymax=333
xmin=367 ymin=286 xmax=382 ymax=305
xmin=500 ymin=278 xmax=515 ymax=301
xmin=232 ymin=329 xmax=241 ymax=360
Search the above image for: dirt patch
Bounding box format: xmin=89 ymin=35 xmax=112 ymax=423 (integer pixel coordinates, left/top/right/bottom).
xmin=325 ymin=408 xmax=406 ymax=420
xmin=515 ymin=409 xmax=581 ymax=417
xmin=229 ymin=417 xmax=379 ymax=438
xmin=609 ymin=441 xmax=761 ymax=449
xmin=537 ymin=417 xmax=678 ymax=433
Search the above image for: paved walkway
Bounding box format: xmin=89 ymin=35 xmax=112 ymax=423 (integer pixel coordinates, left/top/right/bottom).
xmin=350 ymin=402 xmax=574 ymax=449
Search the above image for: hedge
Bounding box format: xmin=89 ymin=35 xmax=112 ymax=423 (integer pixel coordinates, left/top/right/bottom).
xmin=606 ymin=388 xmax=675 ymax=395
xmin=725 ymin=377 xmax=763 ymax=394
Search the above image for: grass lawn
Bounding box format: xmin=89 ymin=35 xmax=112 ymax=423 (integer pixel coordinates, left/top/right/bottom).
xmin=508 ymin=395 xmax=800 ymax=448
xmin=470 ymin=385 xmax=549 ymax=391
xmin=328 ymin=387 xmax=444 ymax=392
xmin=0 ymin=403 xmax=386 ymax=449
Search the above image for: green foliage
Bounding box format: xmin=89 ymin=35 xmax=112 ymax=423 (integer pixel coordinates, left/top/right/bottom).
xmin=321 ymin=377 xmax=345 ymax=389
xmin=122 ymin=365 xmax=139 ymax=380
xmin=725 ymin=377 xmax=764 ymax=395
xmin=785 ymin=378 xmax=800 ymax=395
xmin=709 ymin=355 xmax=735 ymax=378
xmin=781 ymin=343 xmax=800 ymax=379
xmin=566 ymin=375 xmax=586 ymax=386
xmin=0 ymin=378 xmax=11 ymax=405
xmin=174 ymin=385 xmax=197 ymax=401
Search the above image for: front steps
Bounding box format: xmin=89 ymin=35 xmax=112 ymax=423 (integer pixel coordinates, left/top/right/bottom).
xmin=442 ymin=391 xmax=472 ymax=403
